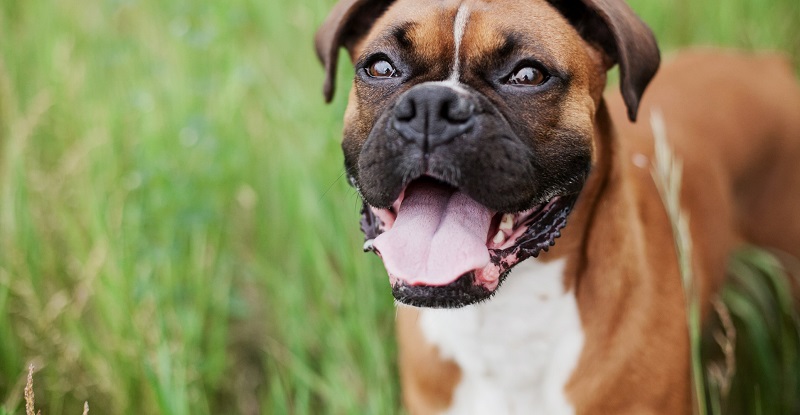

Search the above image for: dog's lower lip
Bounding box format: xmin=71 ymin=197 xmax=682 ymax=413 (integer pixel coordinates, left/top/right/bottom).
xmin=391 ymin=272 xmax=498 ymax=308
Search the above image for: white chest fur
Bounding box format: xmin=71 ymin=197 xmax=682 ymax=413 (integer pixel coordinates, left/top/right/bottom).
xmin=418 ymin=258 xmax=584 ymax=415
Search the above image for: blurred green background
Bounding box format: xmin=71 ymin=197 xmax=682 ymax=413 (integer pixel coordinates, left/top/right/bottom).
xmin=0 ymin=0 xmax=797 ymax=414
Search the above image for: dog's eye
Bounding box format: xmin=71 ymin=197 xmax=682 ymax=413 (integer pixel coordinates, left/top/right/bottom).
xmin=507 ymin=65 xmax=547 ymax=86
xmin=366 ymin=60 xmax=399 ymax=78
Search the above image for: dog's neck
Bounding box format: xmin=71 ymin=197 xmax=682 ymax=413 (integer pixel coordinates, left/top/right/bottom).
xmin=542 ymin=99 xmax=617 ymax=287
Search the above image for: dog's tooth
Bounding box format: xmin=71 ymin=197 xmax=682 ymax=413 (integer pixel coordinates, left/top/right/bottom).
xmin=492 ymin=230 xmax=506 ymax=244
xmin=499 ymin=214 xmax=514 ymax=230
xmin=363 ymin=239 xmax=374 ymax=252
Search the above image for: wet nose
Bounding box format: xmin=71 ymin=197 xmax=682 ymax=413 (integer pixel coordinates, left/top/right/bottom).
xmin=392 ymin=84 xmax=475 ymax=151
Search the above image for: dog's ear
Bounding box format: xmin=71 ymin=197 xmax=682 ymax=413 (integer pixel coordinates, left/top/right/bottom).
xmin=552 ymin=0 xmax=660 ymax=121
xmin=315 ymin=0 xmax=396 ymax=102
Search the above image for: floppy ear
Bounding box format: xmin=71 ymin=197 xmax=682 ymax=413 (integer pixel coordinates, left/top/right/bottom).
xmin=315 ymin=0 xmax=396 ymax=103
xmin=552 ymin=0 xmax=660 ymax=121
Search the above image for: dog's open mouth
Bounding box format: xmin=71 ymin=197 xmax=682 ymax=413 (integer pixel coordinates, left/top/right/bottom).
xmin=360 ymin=177 xmax=578 ymax=308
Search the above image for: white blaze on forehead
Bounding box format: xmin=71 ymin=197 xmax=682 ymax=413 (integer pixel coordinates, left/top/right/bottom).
xmin=449 ymin=3 xmax=472 ymax=82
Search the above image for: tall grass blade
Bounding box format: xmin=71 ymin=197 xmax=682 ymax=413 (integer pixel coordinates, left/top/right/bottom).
xmin=649 ymin=109 xmax=707 ymax=415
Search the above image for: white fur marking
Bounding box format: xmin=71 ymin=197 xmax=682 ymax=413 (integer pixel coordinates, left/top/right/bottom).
xmin=426 ymin=80 xmax=469 ymax=95
xmin=419 ymin=258 xmax=584 ymax=415
xmin=450 ymin=4 xmax=471 ymax=81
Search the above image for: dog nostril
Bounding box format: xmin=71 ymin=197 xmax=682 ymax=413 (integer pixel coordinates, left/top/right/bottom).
xmin=395 ymin=99 xmax=415 ymax=121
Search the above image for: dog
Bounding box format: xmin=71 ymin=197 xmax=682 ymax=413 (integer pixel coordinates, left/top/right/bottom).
xmin=315 ymin=0 xmax=800 ymax=413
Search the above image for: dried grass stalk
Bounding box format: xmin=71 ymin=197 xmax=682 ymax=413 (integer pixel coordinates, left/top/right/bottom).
xmin=649 ymin=109 xmax=707 ymax=415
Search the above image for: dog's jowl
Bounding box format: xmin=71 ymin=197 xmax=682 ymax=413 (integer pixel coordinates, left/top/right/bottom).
xmin=316 ymin=0 xmax=800 ymax=414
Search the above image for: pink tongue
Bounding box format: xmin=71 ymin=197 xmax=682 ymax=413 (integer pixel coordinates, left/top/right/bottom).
xmin=373 ymin=182 xmax=493 ymax=286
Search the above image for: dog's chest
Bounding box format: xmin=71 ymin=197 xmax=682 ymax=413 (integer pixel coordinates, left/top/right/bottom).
xmin=418 ymin=258 xmax=584 ymax=415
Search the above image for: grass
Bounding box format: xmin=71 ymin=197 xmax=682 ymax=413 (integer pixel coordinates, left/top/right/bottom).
xmin=716 ymin=248 xmax=800 ymax=414
xmin=0 ymin=0 xmax=798 ymax=414
xmin=649 ymin=110 xmax=706 ymax=415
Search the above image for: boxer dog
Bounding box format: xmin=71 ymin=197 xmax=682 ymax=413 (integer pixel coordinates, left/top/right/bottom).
xmin=315 ymin=0 xmax=800 ymax=413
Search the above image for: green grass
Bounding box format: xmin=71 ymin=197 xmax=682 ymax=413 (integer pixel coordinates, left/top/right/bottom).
xmin=0 ymin=0 xmax=797 ymax=414
xmin=712 ymin=247 xmax=800 ymax=415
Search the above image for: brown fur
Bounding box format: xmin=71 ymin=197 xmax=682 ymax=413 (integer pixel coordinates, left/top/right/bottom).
xmin=398 ymin=50 xmax=800 ymax=415
xmin=316 ymin=0 xmax=800 ymax=413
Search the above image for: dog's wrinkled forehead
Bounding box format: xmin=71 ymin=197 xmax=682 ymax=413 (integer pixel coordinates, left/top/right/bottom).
xmin=316 ymin=0 xmax=659 ymax=121
xmin=356 ymin=0 xmax=592 ymax=82
xmin=356 ymin=1 xmax=457 ymax=67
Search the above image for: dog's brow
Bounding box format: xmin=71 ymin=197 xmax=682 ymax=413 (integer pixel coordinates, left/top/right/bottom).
xmin=465 ymin=32 xmax=524 ymax=74
xmin=390 ymin=23 xmax=415 ymax=50
xmin=490 ymin=31 xmax=564 ymax=75
xmin=495 ymin=33 xmax=520 ymax=62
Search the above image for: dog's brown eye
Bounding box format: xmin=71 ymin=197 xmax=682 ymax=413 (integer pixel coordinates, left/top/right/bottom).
xmin=508 ymin=66 xmax=546 ymax=86
xmin=366 ymin=60 xmax=398 ymax=78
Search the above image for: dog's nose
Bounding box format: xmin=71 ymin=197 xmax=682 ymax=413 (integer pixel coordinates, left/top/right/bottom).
xmin=392 ymin=84 xmax=475 ymax=150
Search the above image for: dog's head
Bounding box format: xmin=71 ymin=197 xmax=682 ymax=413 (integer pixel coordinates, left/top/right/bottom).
xmin=316 ymin=0 xmax=659 ymax=308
